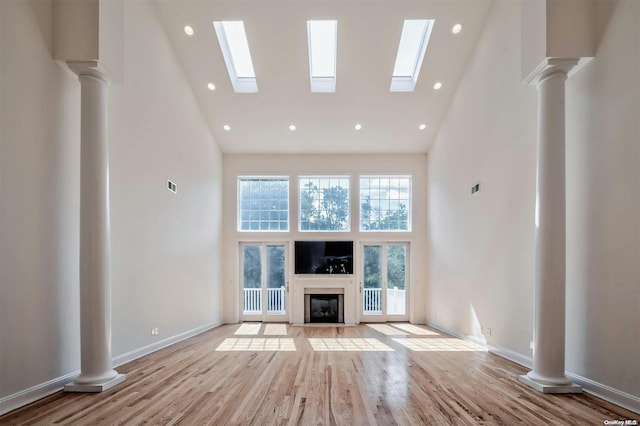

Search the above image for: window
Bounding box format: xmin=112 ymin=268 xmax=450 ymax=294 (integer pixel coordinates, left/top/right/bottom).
xmin=307 ymin=20 xmax=337 ymax=93
xmin=360 ymin=176 xmax=411 ymax=231
xmin=299 ymin=177 xmax=350 ymax=231
xmin=390 ymin=19 xmax=434 ymax=92
xmin=213 ymin=21 xmax=258 ymax=93
xmin=238 ymin=177 xmax=289 ymax=231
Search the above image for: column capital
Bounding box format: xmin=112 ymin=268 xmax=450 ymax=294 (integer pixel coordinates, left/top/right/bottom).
xmin=67 ymin=61 xmax=111 ymax=84
xmin=524 ymin=58 xmax=580 ymax=86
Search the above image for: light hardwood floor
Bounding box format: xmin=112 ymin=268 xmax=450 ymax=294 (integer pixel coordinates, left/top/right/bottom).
xmin=1 ymin=323 xmax=637 ymax=425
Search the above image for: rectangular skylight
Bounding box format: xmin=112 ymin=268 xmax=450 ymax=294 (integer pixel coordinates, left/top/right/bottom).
xmin=390 ymin=19 xmax=434 ymax=92
xmin=213 ymin=21 xmax=258 ymax=93
xmin=307 ymin=20 xmax=337 ymax=93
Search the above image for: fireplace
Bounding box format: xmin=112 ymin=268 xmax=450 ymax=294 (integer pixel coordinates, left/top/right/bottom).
xmin=305 ymin=294 xmax=344 ymax=323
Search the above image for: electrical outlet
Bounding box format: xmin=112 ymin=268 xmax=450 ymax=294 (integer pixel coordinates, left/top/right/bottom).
xmin=530 ymin=341 xmax=534 ymax=350
xmin=151 ymin=327 xmax=159 ymax=336
xmin=483 ymin=326 xmax=492 ymax=336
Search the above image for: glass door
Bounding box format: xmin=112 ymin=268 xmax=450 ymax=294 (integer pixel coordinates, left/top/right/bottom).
xmin=386 ymin=243 xmax=407 ymax=320
xmin=362 ymin=245 xmax=384 ymax=321
xmin=241 ymin=243 xmax=288 ymax=322
xmin=360 ymin=243 xmax=408 ymax=322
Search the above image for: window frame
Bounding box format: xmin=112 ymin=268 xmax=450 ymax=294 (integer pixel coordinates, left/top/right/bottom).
xmin=237 ymin=176 xmax=290 ymax=232
xmin=359 ymin=175 xmax=412 ymax=232
xmin=298 ymin=175 xmax=351 ymax=232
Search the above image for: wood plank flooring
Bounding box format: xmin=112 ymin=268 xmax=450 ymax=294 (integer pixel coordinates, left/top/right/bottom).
xmin=1 ymin=323 xmax=637 ymax=425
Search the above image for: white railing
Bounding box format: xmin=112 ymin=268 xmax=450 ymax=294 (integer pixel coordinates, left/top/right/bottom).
xmin=267 ymin=287 xmax=286 ymax=314
xmin=386 ymin=287 xmax=406 ymax=315
xmin=243 ymin=288 xmax=261 ymax=314
xmin=363 ymin=287 xmax=406 ymax=315
xmin=243 ymin=287 xmax=286 ymax=315
xmin=363 ymin=288 xmax=382 ymax=314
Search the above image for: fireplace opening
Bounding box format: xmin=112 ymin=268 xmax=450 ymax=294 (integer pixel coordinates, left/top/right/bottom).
xmin=306 ymin=294 xmax=343 ymax=323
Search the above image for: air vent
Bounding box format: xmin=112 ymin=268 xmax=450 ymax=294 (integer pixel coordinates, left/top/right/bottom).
xmin=167 ymin=180 xmax=177 ymax=193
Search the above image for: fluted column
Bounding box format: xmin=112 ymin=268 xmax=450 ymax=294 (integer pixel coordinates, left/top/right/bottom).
xmin=519 ymin=59 xmax=581 ymax=394
xmin=65 ymin=62 xmax=125 ymax=392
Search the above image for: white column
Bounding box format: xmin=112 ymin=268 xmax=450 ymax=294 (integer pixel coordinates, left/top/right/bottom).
xmin=65 ymin=63 xmax=125 ymax=392
xmin=519 ymin=59 xmax=581 ymax=394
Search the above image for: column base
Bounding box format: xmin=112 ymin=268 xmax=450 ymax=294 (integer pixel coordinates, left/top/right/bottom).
xmin=65 ymin=373 xmax=126 ymax=393
xmin=519 ymin=374 xmax=582 ymax=394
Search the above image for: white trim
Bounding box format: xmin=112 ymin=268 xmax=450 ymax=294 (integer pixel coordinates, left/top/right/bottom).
xmin=566 ymin=373 xmax=640 ymax=414
xmin=0 ymin=370 xmax=80 ymax=416
xmin=0 ymin=322 xmax=222 ymax=416
xmin=488 ymin=344 xmax=533 ymax=369
xmin=426 ymin=321 xmax=640 ymax=414
xmin=113 ymin=322 xmax=222 ymax=367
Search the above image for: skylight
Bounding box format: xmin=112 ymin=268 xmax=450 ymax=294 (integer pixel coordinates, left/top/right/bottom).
xmin=307 ymin=20 xmax=337 ymax=93
xmin=390 ymin=19 xmax=434 ymax=92
xmin=213 ymin=21 xmax=258 ymax=93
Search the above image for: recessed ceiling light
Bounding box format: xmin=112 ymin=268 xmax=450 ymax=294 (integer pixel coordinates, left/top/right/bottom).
xmin=433 ymin=82 xmax=442 ymax=90
xmin=184 ymin=25 xmax=194 ymax=36
xmin=452 ymin=24 xmax=462 ymax=34
xmin=289 ymin=125 xmax=296 ymax=131
xmin=223 ymin=124 xmax=231 ymax=131
xmin=419 ymin=123 xmax=426 ymax=130
xmin=354 ymin=124 xmax=362 ymax=130
xmin=207 ymin=83 xmax=216 ymax=91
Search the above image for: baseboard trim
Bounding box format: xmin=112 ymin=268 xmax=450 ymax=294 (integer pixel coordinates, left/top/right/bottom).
xmin=488 ymin=344 xmax=533 ymax=370
xmin=566 ymin=373 xmax=640 ymax=414
xmin=112 ymin=321 xmax=222 ymax=368
xmin=0 ymin=370 xmax=80 ymax=416
xmin=425 ymin=321 xmax=639 ymax=414
xmin=0 ymin=321 xmax=222 ymax=417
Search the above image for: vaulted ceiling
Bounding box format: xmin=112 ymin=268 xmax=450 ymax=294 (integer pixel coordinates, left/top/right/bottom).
xmin=155 ymin=1 xmax=493 ymax=154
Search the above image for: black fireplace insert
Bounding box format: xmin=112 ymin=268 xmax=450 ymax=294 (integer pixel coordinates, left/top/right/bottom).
xmin=309 ymin=294 xmax=340 ymax=323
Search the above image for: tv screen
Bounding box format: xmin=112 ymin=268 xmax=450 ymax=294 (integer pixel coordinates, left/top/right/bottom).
xmin=295 ymin=241 xmax=353 ymax=275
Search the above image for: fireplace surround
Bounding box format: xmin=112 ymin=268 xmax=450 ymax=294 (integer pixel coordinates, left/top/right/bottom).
xmin=305 ymin=294 xmax=344 ymax=323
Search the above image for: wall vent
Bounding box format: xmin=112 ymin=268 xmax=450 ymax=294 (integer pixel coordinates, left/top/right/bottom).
xmin=167 ymin=180 xmax=177 ymax=193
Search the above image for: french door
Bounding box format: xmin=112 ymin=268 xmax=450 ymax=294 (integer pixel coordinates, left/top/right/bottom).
xmin=360 ymin=242 xmax=409 ymax=322
xmin=241 ymin=243 xmax=289 ymax=322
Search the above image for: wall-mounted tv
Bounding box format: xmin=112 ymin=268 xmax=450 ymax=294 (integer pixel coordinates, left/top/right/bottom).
xmin=295 ymin=241 xmax=353 ymax=275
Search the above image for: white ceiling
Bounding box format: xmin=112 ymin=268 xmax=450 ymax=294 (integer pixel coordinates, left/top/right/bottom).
xmin=155 ymin=1 xmax=493 ymax=154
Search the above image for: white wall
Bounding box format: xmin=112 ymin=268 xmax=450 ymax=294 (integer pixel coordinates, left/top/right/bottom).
xmin=426 ymin=0 xmax=537 ymax=356
xmin=109 ymin=0 xmax=223 ymax=357
xmin=565 ymin=0 xmax=640 ymax=401
xmin=222 ymin=154 xmax=428 ymax=324
xmin=427 ymin=0 xmax=639 ymax=407
xmin=1 ymin=0 xmax=81 ymax=400
xmin=0 ymin=0 xmax=223 ymax=410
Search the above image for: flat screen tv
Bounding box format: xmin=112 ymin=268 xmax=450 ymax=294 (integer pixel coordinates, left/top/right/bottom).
xmin=295 ymin=241 xmax=353 ymax=275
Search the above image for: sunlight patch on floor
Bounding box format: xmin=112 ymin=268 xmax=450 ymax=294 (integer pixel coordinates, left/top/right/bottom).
xmin=308 ymin=338 xmax=394 ymax=352
xmin=389 ymin=323 xmax=440 ymax=336
xmin=392 ymin=338 xmax=487 ymax=352
xmin=263 ymin=324 xmax=288 ymax=335
xmin=366 ymin=324 xmax=409 ymax=336
xmin=234 ymin=323 xmax=262 ymax=335
xmin=216 ymin=338 xmax=296 ymax=351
